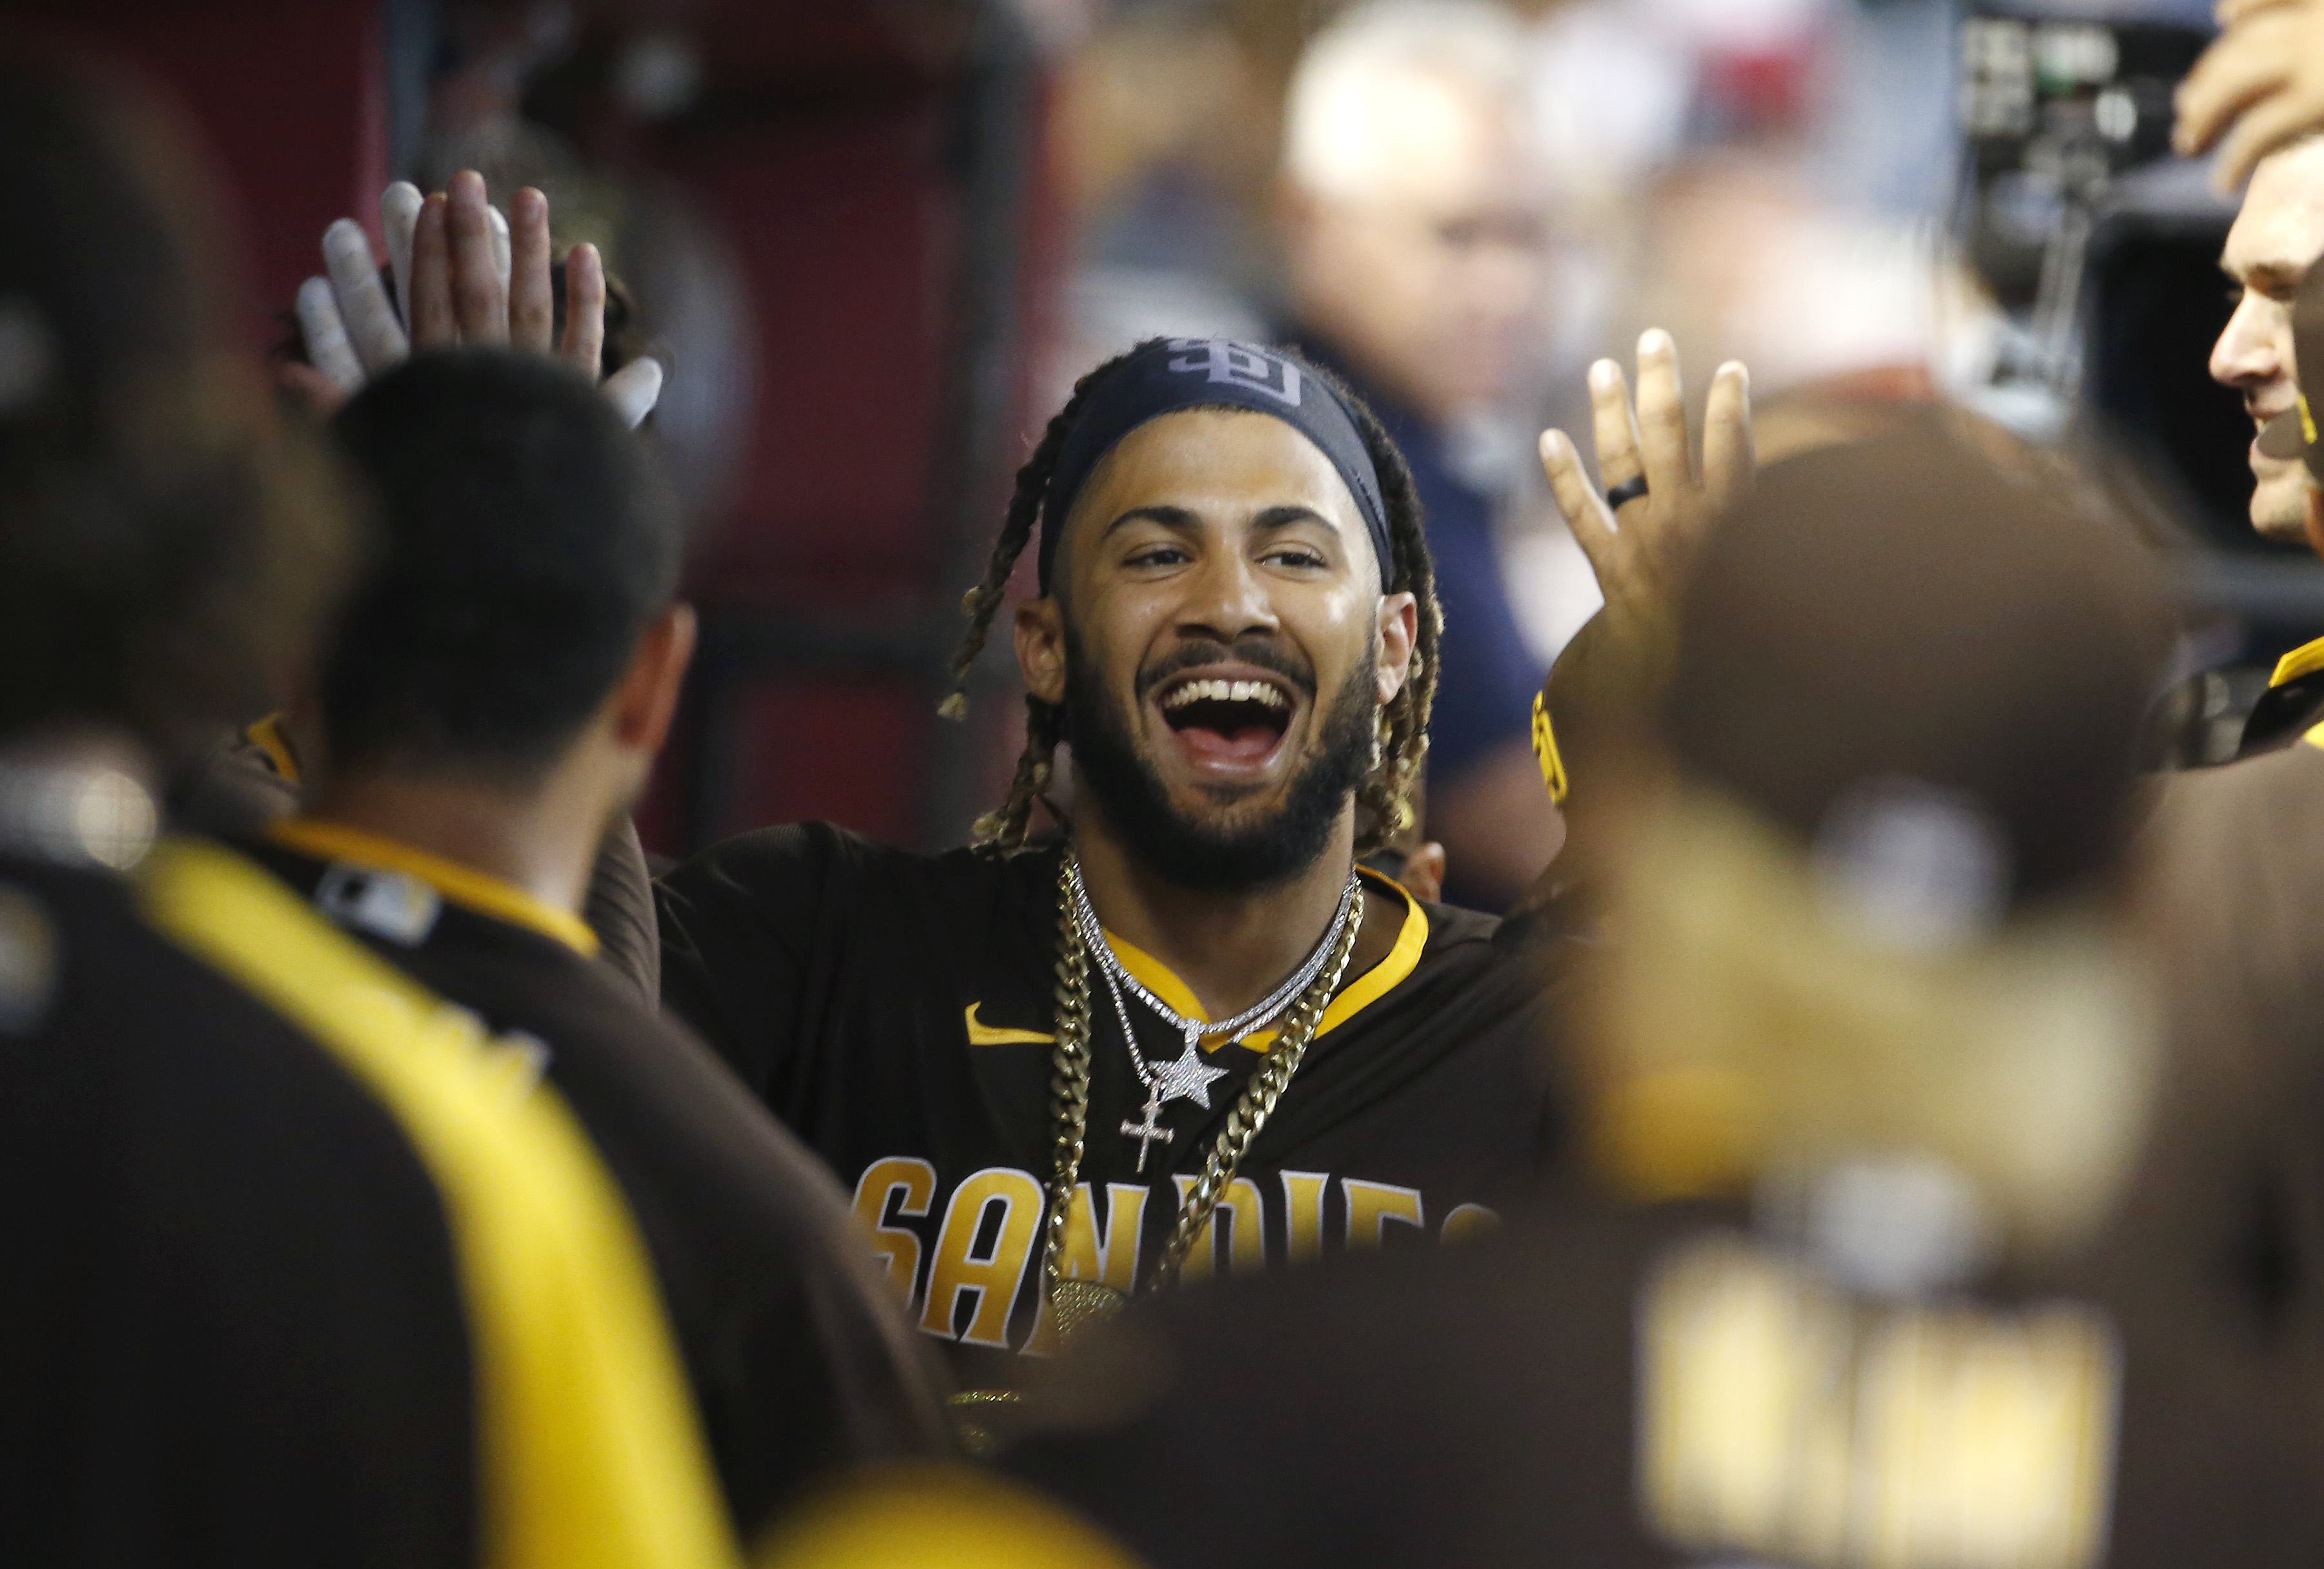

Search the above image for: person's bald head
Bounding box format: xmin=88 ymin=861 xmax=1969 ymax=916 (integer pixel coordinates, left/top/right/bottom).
xmin=1279 ymin=0 xmax=1553 ymax=423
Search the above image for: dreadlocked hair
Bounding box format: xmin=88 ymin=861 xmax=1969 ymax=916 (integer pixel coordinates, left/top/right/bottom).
xmin=942 ymin=341 xmax=1442 ymax=857
xmin=1341 ymin=382 xmax=1440 ymax=854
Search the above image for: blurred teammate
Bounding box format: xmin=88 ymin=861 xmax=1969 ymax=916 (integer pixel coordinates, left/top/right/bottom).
xmin=658 ymin=335 xmax=1600 ymax=1394
xmin=0 ymin=54 xmax=739 ymax=1569
xmin=2197 ymin=139 xmax=2324 ymax=752
xmin=243 ymin=347 xmax=952 ymax=1530
xmin=1006 ymin=413 xmax=2322 ymax=1568
xmin=188 ymin=170 xmax=668 ymax=1001
xmin=1276 ymin=0 xmax=1565 ymax=907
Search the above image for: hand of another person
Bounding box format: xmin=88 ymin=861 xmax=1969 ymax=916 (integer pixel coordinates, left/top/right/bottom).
xmin=1520 ymin=333 xmax=1749 ymax=894
xmin=2174 ymin=0 xmax=2324 ymax=191
xmin=289 ymin=172 xmax=662 ymax=426
xmin=1538 ymin=329 xmax=1753 ymax=702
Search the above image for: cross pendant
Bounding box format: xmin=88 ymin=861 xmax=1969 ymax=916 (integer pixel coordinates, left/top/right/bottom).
xmin=1121 ymin=1090 xmax=1173 ymax=1174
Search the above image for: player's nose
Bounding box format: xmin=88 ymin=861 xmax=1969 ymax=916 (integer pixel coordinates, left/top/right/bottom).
xmin=1173 ymin=549 xmax=1278 ymax=646
xmin=2212 ymin=293 xmax=2283 ymax=392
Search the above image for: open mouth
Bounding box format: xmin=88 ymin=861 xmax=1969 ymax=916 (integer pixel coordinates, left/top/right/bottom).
xmin=1157 ymin=674 xmax=1296 ymax=772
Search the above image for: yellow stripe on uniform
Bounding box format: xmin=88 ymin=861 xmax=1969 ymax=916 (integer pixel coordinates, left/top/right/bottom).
xmin=137 ymin=838 xmax=739 ymax=1569
xmin=2269 ymin=634 xmax=2324 ymax=690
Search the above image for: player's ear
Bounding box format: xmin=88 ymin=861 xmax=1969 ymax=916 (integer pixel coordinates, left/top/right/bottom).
xmin=611 ymin=602 xmax=697 ymax=760
xmin=1015 ymin=597 xmax=1068 ymax=706
xmin=1374 ymin=591 xmax=1417 ymax=704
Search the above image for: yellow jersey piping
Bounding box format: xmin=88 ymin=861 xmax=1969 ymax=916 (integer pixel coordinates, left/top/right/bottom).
xmin=1103 ymin=868 xmax=1429 ymax=1054
xmin=268 ymin=817 xmax=600 ymax=958
xmin=137 ymin=838 xmax=739 ymax=1569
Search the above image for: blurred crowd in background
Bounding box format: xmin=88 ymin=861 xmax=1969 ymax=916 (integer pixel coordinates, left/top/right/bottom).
xmin=24 ymin=0 xmax=2263 ymax=901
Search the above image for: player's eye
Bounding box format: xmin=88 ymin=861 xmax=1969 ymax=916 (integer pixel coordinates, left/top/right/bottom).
xmin=1263 ymin=545 xmax=1329 ymax=569
xmin=1125 ymin=544 xmax=1190 ymax=568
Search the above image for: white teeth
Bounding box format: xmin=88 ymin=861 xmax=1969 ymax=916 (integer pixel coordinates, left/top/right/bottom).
xmin=1161 ymin=677 xmax=1289 ymax=710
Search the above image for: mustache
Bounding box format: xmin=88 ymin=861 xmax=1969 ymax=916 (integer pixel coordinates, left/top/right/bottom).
xmin=1134 ymin=639 xmax=1316 ymax=702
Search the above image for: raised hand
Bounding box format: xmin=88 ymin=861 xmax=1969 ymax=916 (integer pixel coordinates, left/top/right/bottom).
xmin=1539 ymin=329 xmax=1753 ymax=685
xmin=2174 ymin=0 xmax=2324 ymax=192
xmin=290 ymin=172 xmax=662 ymax=426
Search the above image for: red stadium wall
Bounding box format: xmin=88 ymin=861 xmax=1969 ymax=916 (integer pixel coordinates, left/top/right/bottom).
xmin=28 ymin=1 xmax=1055 ymax=863
xmin=19 ymin=0 xmax=388 ymax=352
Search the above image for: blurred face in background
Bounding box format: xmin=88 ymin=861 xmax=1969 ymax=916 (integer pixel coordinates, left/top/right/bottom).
xmin=2212 ymin=136 xmax=2324 ymax=544
xmin=1281 ymin=68 xmax=1552 ymax=426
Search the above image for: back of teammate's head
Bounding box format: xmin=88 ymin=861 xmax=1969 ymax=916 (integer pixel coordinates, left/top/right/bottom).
xmin=1593 ymin=414 xmax=2174 ymax=1249
xmin=1662 ymin=413 xmax=2171 ymax=916
xmin=0 ymin=54 xmax=351 ymax=758
xmin=323 ymin=348 xmax=682 ymax=784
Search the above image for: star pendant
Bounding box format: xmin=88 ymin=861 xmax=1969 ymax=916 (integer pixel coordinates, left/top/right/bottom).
xmin=1148 ymin=1038 xmax=1230 ymax=1111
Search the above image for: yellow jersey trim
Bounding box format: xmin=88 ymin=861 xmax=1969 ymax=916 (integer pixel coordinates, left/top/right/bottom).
xmin=268 ymin=818 xmax=600 ymax=958
xmin=1531 ymin=688 xmax=1569 ymax=806
xmin=1103 ymin=870 xmax=1429 ymax=1055
xmin=2304 ymin=391 xmax=2319 ymax=447
xmin=246 ymin=712 xmax=300 ymax=784
xmin=755 ymin=1462 xmax=1140 ymax=1569
xmin=2270 ymin=635 xmax=2324 ymax=689
xmin=2303 ymin=721 xmax=2324 ymax=752
xmin=136 ymin=838 xmax=739 ymax=1569
xmin=964 ymin=1002 xmax=1055 ymax=1047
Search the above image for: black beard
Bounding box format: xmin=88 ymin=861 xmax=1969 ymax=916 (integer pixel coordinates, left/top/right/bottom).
xmin=1061 ymin=628 xmax=1376 ymax=894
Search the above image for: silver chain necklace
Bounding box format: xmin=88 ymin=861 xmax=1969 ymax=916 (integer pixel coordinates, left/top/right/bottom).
xmin=1066 ymin=857 xmax=1360 ymax=1173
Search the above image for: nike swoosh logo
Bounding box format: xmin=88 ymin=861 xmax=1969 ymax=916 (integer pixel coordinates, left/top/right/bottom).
xmin=964 ymin=1002 xmax=1054 ymax=1047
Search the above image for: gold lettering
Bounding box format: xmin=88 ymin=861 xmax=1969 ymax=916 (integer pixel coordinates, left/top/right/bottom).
xmin=849 ymin=1156 xmax=935 ymax=1304
xmin=1171 ymin=1175 xmax=1265 ymax=1282
xmin=919 ymin=1167 xmax=1044 ymax=1348
xmin=1280 ymin=1171 xmax=1329 ymax=1263
xmin=1639 ymin=1235 xmax=2119 ymax=1569
xmin=1343 ymin=1178 xmax=1426 ymax=1247
xmin=1855 ymin=1304 xmax=2117 ymax=1569
xmin=1640 ymin=1237 xmax=1852 ymax=1559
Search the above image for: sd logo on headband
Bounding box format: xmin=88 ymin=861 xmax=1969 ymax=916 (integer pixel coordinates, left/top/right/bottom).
xmin=1165 ymin=339 xmax=1303 ymax=407
xmin=1036 ymin=336 xmax=1394 ymax=592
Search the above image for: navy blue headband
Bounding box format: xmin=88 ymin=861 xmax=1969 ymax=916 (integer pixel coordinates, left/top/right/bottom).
xmin=1037 ymin=338 xmax=1392 ymax=593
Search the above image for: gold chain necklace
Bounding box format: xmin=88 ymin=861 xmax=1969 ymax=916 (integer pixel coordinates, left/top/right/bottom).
xmin=1035 ymin=848 xmax=1363 ymax=1338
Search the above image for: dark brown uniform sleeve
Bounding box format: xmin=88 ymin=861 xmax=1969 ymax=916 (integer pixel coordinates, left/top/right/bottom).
xmin=586 ymin=814 xmax=660 ymax=1008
